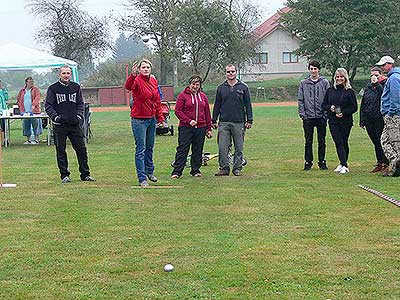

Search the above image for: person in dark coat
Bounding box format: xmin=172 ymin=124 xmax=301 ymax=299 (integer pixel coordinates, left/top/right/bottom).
xmin=360 ymin=66 xmax=388 ymax=173
xmin=45 ymin=65 xmax=95 ymax=183
xmin=322 ymin=68 xmax=358 ymax=174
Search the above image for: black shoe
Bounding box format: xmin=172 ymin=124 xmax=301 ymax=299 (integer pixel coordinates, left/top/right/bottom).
xmin=82 ymin=176 xmax=96 ymax=182
xmin=215 ymin=170 xmax=229 ymax=176
xmin=318 ymin=160 xmax=328 ymax=170
xmin=303 ymin=162 xmax=313 ymax=171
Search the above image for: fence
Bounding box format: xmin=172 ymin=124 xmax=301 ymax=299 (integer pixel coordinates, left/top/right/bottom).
xmin=82 ymin=85 xmax=174 ymax=106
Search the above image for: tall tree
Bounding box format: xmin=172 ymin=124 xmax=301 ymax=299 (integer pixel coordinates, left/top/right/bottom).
xmin=176 ymin=0 xmax=258 ymax=81
xmin=27 ymin=0 xmax=111 ymax=77
xmin=119 ymin=0 xmax=181 ymax=84
xmin=112 ymin=33 xmax=149 ymax=62
xmin=283 ymin=0 xmax=400 ymax=81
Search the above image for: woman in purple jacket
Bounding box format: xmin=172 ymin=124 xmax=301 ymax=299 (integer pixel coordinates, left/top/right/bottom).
xmin=171 ymin=75 xmax=212 ymax=178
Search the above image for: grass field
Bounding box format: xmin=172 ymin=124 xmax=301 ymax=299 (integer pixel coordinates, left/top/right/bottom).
xmin=1 ymin=107 xmax=399 ymax=300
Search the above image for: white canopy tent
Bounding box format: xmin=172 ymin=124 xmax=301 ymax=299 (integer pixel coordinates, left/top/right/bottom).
xmin=0 ymin=43 xmax=79 ymax=82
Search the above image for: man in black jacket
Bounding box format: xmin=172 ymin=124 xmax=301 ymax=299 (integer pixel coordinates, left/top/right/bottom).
xmin=45 ymin=65 xmax=95 ymax=183
xmin=212 ymin=64 xmax=253 ymax=176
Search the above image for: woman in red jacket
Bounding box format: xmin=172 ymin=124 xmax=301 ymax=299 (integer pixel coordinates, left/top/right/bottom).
xmin=171 ymin=75 xmax=212 ymax=178
xmin=125 ymin=59 xmax=164 ymax=187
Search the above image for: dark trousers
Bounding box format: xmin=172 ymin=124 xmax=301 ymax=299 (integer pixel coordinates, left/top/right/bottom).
xmin=303 ymin=118 xmax=326 ymax=163
xmin=329 ymin=123 xmax=352 ymax=167
xmin=365 ymin=118 xmax=388 ymax=165
xmin=53 ymin=124 xmax=90 ymax=180
xmin=172 ymin=126 xmax=206 ymax=176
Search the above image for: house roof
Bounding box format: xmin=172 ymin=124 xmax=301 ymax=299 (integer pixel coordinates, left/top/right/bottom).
xmin=253 ymin=6 xmax=292 ymax=41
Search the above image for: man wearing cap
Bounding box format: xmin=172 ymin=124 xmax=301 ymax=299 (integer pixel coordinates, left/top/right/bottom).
xmin=376 ymin=55 xmax=400 ymax=177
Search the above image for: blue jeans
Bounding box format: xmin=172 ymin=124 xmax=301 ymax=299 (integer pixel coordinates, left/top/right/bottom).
xmin=22 ymin=115 xmax=43 ymax=138
xmin=22 ymin=117 xmax=39 ymax=137
xmin=131 ymin=117 xmax=156 ymax=183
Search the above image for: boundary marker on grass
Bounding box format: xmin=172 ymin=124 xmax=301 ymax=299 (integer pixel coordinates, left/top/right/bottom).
xmin=358 ymin=184 xmax=400 ymax=207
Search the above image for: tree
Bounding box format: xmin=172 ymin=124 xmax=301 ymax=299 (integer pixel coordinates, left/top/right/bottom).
xmin=119 ymin=0 xmax=181 ymax=84
xmin=282 ymin=0 xmax=400 ymax=81
xmin=83 ymin=59 xmax=129 ymax=87
xmin=112 ymin=33 xmax=149 ymax=62
xmin=177 ymin=0 xmax=258 ymax=81
xmin=27 ymin=0 xmax=111 ymax=77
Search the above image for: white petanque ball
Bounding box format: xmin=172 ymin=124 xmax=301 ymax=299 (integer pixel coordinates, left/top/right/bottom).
xmin=164 ymin=264 xmax=174 ymax=272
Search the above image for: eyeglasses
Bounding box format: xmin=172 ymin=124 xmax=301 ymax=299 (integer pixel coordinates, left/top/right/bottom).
xmin=226 ymin=70 xmax=236 ymax=74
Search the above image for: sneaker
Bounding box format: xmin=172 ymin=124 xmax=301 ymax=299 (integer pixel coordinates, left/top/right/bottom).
xmin=146 ymin=174 xmax=158 ymax=182
xmin=334 ymin=164 xmax=343 ymax=172
xmin=140 ymin=180 xmax=149 ymax=187
xmin=192 ymin=173 xmax=202 ymax=177
xmin=215 ymin=170 xmax=229 ymax=176
xmin=170 ymin=174 xmax=180 ymax=179
xmin=303 ymin=162 xmax=313 ymax=171
xmin=23 ymin=140 xmax=31 ymax=145
xmin=232 ymin=170 xmax=242 ymax=176
xmin=318 ymin=161 xmax=328 ymax=170
xmin=61 ymin=176 xmax=71 ymax=183
xmin=339 ymin=166 xmax=349 ymax=174
xmin=30 ymin=140 xmax=37 ymax=145
xmin=82 ymin=176 xmax=96 ymax=182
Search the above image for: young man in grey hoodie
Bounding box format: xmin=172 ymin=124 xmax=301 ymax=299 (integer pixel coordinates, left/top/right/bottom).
xmin=298 ymin=60 xmax=330 ymax=170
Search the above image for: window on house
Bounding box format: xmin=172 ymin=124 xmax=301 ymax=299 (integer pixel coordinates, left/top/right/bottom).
xmin=283 ymin=52 xmax=299 ymax=63
xmin=252 ymin=53 xmax=268 ymax=64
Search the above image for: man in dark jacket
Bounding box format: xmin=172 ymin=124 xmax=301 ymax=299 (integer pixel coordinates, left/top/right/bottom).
xmin=212 ymin=64 xmax=253 ymax=176
xmin=298 ymin=60 xmax=330 ymax=170
xmin=45 ymin=65 xmax=95 ymax=183
xmin=359 ymin=66 xmax=388 ymax=173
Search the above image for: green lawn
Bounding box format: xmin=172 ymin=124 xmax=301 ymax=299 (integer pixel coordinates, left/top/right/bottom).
xmin=1 ymin=107 xmax=399 ymax=300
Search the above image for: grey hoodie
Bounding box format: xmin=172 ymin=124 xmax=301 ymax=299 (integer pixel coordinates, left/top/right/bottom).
xmin=298 ymin=76 xmax=330 ymax=120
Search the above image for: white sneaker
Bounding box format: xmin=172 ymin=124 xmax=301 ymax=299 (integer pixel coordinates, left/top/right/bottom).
xmin=339 ymin=166 xmax=349 ymax=174
xmin=334 ymin=164 xmax=343 ymax=172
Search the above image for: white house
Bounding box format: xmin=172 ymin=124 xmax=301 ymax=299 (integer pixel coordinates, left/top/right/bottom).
xmin=239 ymin=7 xmax=307 ymax=81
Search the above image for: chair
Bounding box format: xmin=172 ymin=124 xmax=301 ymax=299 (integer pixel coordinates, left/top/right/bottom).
xmin=256 ymin=87 xmax=266 ymax=100
xmin=83 ymin=102 xmax=92 ymax=143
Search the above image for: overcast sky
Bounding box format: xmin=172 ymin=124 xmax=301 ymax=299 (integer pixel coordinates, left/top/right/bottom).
xmin=0 ymin=0 xmax=285 ymax=52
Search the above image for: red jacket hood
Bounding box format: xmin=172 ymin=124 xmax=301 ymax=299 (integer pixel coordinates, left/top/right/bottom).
xmin=174 ymin=86 xmax=212 ymax=130
xmin=125 ymin=73 xmax=163 ymax=122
